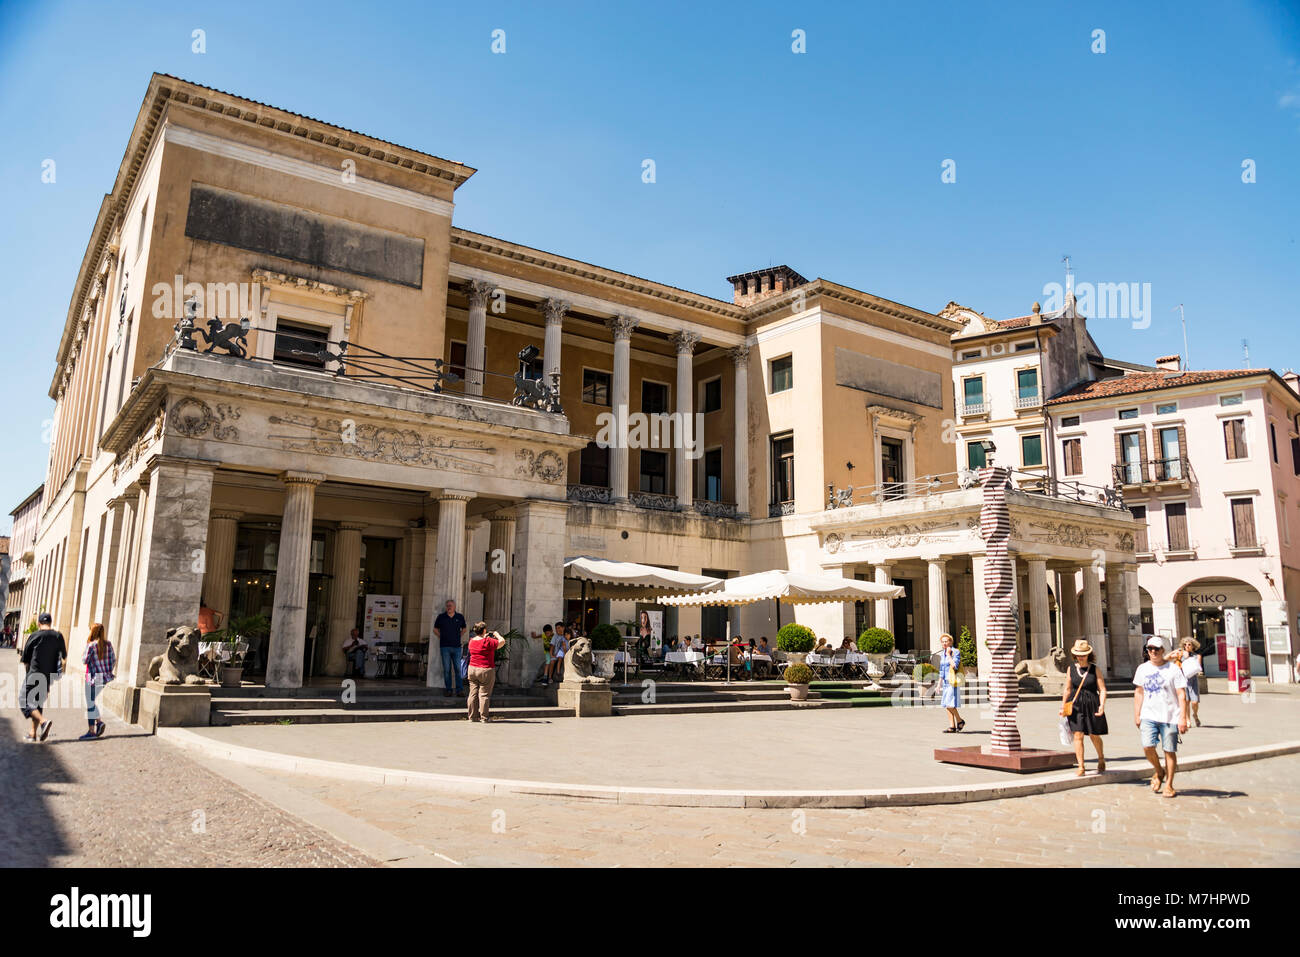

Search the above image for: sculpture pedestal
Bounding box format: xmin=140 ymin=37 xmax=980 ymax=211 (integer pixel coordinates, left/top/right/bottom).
xmin=933 ymin=745 xmax=1076 ymax=773
xmin=139 ymin=681 xmax=211 ymax=733
xmin=557 ymin=682 xmax=613 ymax=717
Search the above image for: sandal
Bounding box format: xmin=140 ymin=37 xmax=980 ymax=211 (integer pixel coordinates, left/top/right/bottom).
xmin=1076 ymin=766 xmax=1086 ymax=777
xmin=942 ymin=727 xmax=957 ymax=733
xmin=1150 ymin=772 xmax=1165 ymax=792
xmin=956 ymin=720 xmax=966 ymax=731
xmin=1162 ymin=786 xmax=1177 ymax=799
xmin=1097 ymin=759 xmax=1106 ymax=773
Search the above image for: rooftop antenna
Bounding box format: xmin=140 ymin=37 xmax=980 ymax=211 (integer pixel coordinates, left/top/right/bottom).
xmin=1173 ymin=303 xmax=1189 ymax=369
xmin=1061 ymin=255 xmax=1073 ymax=296
xmin=1242 ymin=339 xmax=1250 ymax=368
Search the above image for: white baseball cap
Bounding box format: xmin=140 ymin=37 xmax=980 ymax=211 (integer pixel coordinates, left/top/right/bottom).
xmin=1145 ymin=637 xmax=1165 ymax=649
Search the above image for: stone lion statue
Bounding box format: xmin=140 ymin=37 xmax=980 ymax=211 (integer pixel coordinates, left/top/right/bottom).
xmin=563 ymin=636 xmax=608 ymax=686
xmin=148 ymin=625 xmax=205 ymax=685
xmin=1014 ymin=645 xmax=1069 ymax=678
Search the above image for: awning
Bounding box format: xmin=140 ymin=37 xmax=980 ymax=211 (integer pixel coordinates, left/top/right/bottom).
xmin=658 ymin=569 xmax=905 ymax=607
xmin=563 ymin=557 xmax=724 ymax=601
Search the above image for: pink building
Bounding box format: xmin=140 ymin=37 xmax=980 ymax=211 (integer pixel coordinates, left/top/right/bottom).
xmin=5 ymin=484 xmax=44 ymax=633
xmin=1047 ymin=358 xmax=1300 ymax=683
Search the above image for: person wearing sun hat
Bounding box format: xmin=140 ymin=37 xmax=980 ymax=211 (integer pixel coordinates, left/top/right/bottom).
xmin=1133 ymin=636 xmax=1189 ymax=798
xmin=1059 ymin=639 xmax=1108 ymax=776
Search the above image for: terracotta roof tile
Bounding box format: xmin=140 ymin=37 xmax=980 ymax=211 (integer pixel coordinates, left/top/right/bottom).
xmin=996 ymin=315 xmax=1037 ymax=328
xmin=1046 ymin=369 xmax=1270 ymax=405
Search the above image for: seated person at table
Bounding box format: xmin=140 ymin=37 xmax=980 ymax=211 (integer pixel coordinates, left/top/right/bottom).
xmin=839 ymin=637 xmax=855 ymax=652
xmin=665 ymin=637 xmax=679 ymax=654
xmin=757 ymin=637 xmax=771 ymax=657
xmin=691 ymin=635 xmax=703 ymax=650
xmin=342 ymin=628 xmax=367 ymax=677
xmin=813 ymin=637 xmax=829 ymax=653
xmin=728 ymin=640 xmax=746 ymax=666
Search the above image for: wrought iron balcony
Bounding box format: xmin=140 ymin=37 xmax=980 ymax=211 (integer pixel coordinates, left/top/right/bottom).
xmin=694 ymin=499 xmax=739 ymax=519
xmin=630 ymin=490 xmax=680 ymax=512
xmin=1111 ymin=457 xmax=1193 ymax=488
xmin=769 ymin=500 xmax=795 ymax=517
xmin=828 ymin=469 xmax=1126 ymax=511
xmin=566 ymin=484 xmax=612 ymax=504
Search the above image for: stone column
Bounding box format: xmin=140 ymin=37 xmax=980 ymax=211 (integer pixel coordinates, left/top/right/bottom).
xmin=926 ymin=558 xmax=949 ymax=653
xmin=265 ymin=472 xmax=323 ymax=689
xmin=540 ymin=298 xmax=569 ymax=386
xmin=1080 ymin=563 xmax=1108 ymax=675
xmin=464 ymin=280 xmax=493 ymax=397
xmin=1026 ymin=557 xmax=1052 ymax=659
xmin=1124 ymin=563 xmax=1143 ymax=664
xmin=325 ymin=522 xmax=365 ymax=677
xmin=201 ymin=509 xmax=242 ymax=627
xmin=1105 ymin=564 xmax=1135 ymax=677
xmin=730 ymin=346 xmax=750 ymax=515
xmin=671 ymin=331 xmax=701 ymax=509
xmin=94 ymin=496 xmax=128 ymax=632
xmin=508 ymin=499 xmax=569 ymax=687
xmin=1058 ymin=567 xmax=1080 ymax=643
xmin=107 ymin=484 xmax=144 ymax=676
xmin=873 ymin=563 xmax=894 ymax=634
xmin=484 ymin=512 xmax=516 ymax=633
xmin=607 ymin=314 xmax=637 ymax=501
xmin=970 ymin=554 xmax=994 ymax=675
xmin=121 ymin=458 xmax=217 ymax=687
xmin=426 ymin=491 xmax=473 ymax=687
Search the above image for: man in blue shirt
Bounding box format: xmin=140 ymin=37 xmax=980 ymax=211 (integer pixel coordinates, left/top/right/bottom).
xmin=433 ymin=599 xmax=467 ymax=696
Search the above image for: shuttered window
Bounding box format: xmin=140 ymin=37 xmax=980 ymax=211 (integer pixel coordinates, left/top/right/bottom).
xmin=1230 ymin=498 xmax=1258 ymax=548
xmin=1165 ymin=502 xmax=1189 ymax=551
xmin=1062 ymin=438 xmax=1083 ymax=476
xmin=1131 ymin=505 xmax=1149 ymax=553
xmin=1223 ymin=419 xmax=1247 ymax=460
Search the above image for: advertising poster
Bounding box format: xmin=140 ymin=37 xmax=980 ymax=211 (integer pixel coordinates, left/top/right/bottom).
xmin=364 ymin=594 xmax=402 ymax=644
xmin=642 ymin=609 xmax=664 ymax=652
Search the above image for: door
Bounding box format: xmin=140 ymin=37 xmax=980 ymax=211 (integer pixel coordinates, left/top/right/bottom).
xmin=1158 ymin=427 xmax=1181 ymax=479
xmin=881 ymin=438 xmax=905 ymax=500
xmin=1120 ymin=432 xmax=1142 ymax=483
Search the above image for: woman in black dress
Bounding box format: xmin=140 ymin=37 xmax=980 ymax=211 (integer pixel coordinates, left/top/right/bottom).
xmin=1059 ymin=639 xmax=1108 ymax=776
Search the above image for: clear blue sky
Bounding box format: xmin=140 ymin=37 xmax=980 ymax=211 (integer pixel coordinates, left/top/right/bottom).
xmin=1 ymin=0 xmax=1298 ymax=533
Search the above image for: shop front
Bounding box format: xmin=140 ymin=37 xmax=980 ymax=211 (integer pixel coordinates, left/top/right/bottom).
xmin=1180 ymin=580 xmax=1266 ymax=678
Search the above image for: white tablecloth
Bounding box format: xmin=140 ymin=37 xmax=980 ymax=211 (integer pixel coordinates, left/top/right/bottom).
xmin=664 ymin=651 xmax=705 ymax=664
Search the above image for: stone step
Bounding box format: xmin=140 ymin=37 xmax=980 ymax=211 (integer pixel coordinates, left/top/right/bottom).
xmin=612 ymin=697 xmax=841 ymax=716
xmin=611 ymin=690 xmax=793 ymax=705
xmin=212 ymin=705 xmax=569 ymax=726
xmin=209 ymin=695 xmax=550 ymax=711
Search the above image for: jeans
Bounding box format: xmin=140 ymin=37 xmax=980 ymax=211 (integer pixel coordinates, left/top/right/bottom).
xmin=86 ymin=677 xmax=104 ymax=722
xmin=349 ymin=649 xmax=367 ymax=675
xmin=441 ymin=646 xmax=464 ymax=693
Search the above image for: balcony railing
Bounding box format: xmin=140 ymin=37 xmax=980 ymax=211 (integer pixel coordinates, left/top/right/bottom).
xmin=1014 ymin=391 xmax=1041 ymax=410
xmin=630 ymin=490 xmax=679 ymax=512
xmin=168 ymin=321 xmax=564 ymax=415
xmin=960 ymin=401 xmax=989 ymax=417
xmin=567 ymin=484 xmax=613 ymax=504
xmin=694 ymin=499 xmax=739 ymax=519
xmin=826 ymin=469 xmax=1126 ymax=511
xmin=769 ymin=500 xmax=795 ymax=518
xmin=1112 ymin=457 xmax=1193 ymax=488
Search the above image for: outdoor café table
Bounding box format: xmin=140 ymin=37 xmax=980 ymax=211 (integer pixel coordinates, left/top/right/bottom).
xmin=664 ymin=650 xmax=705 ymax=679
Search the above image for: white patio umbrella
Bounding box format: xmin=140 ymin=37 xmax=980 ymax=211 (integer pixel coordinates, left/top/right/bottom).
xmin=563 ymin=557 xmax=725 ymax=600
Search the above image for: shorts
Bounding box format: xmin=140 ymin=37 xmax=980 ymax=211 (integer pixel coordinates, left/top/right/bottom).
xmin=1185 ymin=681 xmax=1200 ymax=703
xmin=1140 ymin=718 xmax=1179 ymax=752
xmin=21 ymin=672 xmax=51 ymax=718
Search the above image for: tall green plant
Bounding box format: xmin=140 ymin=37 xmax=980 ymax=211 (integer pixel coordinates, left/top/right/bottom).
xmin=957 ymin=625 xmax=976 ymax=673
xmin=776 ymin=623 xmax=816 ymax=653
xmin=589 ymin=623 xmax=623 ymax=651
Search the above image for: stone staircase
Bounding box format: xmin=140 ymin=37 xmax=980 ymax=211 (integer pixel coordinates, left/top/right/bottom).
xmin=209 ymin=684 xmax=558 ymax=726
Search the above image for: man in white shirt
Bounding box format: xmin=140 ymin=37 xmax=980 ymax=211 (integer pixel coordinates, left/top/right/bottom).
xmin=1133 ymin=637 xmax=1189 ymax=798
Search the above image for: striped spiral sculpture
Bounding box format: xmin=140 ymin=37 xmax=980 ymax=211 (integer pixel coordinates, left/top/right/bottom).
xmin=978 ymin=466 xmax=1021 ymax=754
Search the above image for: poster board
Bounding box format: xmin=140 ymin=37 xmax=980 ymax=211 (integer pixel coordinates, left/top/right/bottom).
xmin=364 ymin=594 xmax=402 ymax=645
xmin=643 ymin=609 xmax=664 ymax=652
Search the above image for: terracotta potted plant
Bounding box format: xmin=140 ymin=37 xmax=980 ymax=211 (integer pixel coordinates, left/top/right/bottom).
xmin=588 ymin=623 xmax=622 ymax=679
xmin=776 ymin=623 xmax=816 ymax=665
xmin=784 ymin=662 xmax=813 ymax=701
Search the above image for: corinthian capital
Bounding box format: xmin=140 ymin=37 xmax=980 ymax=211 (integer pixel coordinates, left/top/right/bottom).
xmin=539 ymin=298 xmax=570 ymax=326
xmin=670 ymin=331 xmax=702 ymax=355
xmin=728 ymin=345 xmax=751 ymax=366
xmin=607 ymin=313 xmax=638 ymax=341
xmin=465 ymin=279 xmax=495 ymax=309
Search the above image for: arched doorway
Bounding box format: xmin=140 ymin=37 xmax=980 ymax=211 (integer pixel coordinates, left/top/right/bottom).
xmin=1138 ymin=586 xmax=1154 ymax=635
xmin=1175 ymin=578 xmax=1265 ymax=678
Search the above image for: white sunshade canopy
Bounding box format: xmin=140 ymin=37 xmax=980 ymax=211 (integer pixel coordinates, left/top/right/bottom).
xmin=563 ymin=557 xmax=725 ymax=600
xmin=658 ymin=569 xmax=905 ymax=607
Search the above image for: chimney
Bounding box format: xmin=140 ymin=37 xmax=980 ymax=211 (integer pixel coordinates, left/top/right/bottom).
xmin=726 ymin=265 xmax=809 ymax=306
xmin=1283 ymin=371 xmax=1300 ymax=396
xmin=1155 ymin=354 xmax=1182 ymax=372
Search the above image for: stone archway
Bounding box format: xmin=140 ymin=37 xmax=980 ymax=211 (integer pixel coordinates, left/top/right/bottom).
xmin=1173 ymin=577 xmax=1264 ymax=677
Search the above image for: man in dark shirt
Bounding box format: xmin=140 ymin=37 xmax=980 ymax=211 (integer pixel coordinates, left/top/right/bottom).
xmin=20 ymin=613 xmax=66 ymax=742
xmin=433 ymin=599 xmax=467 ymax=697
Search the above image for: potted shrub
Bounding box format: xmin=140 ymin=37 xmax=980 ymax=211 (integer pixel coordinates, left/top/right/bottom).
xmin=857 ymin=626 xmax=895 ymax=675
xmin=784 ymin=662 xmax=813 ymax=701
xmin=776 ymin=623 xmax=816 ymax=665
xmin=207 ymin=614 xmax=268 ymax=687
xmin=956 ymin=625 xmax=977 ymax=676
xmin=588 ymin=623 xmax=622 ymax=678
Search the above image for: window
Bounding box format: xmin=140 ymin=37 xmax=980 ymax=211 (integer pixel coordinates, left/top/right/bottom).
xmin=1270 ymin=422 xmax=1279 ymax=463
xmin=770 ymin=433 xmax=794 ymax=505
xmin=639 ymin=450 xmax=668 ymax=493
xmin=1230 ymin=498 xmax=1258 ymax=548
xmin=1021 ymin=433 xmax=1043 ymax=467
xmin=518 ymin=349 xmax=543 ymax=381
xmin=579 ymin=441 xmax=608 ymax=487
xmin=274 ymin=321 xmax=329 ymax=369
xmin=960 ymin=350 xmax=981 ymax=360
xmin=880 ymin=437 xmax=905 ymax=499
xmin=1165 ymin=502 xmax=1189 ymax=551
xmin=1157 ymin=427 xmax=1182 ymax=479
xmin=1282 ymin=498 xmax=1291 ymax=546
xmin=1223 ymin=419 xmax=1247 ymax=460
xmin=770 ymin=355 xmax=793 ymax=393
xmin=1119 ymin=431 xmax=1142 ymax=483
xmin=114 ymin=311 xmax=134 ymax=414
xmin=702 ymin=378 xmax=722 ymax=414
xmin=448 ymin=340 xmax=467 ymax=380
xmin=1016 ymin=368 xmax=1039 ymax=401
xmin=967 ymin=441 xmax=987 ymax=470
xmin=641 ymin=381 xmax=668 ymax=415
xmin=962 ymin=377 xmax=985 ymax=408
xmin=135 ymin=200 xmax=149 ymax=260
xmin=1219 ymin=394 xmax=1243 ymax=407
xmin=582 ymin=369 xmax=612 ymax=406
xmin=1131 ymin=505 xmax=1149 ymax=553
xmin=704 ymin=448 xmax=723 ymax=501
xmin=1014 ymin=342 xmax=1036 ymax=352
xmin=1292 ymin=414 xmax=1300 ymax=475
xmin=1156 ymin=402 xmax=1177 ymax=415
xmin=1062 ymin=437 xmax=1083 ymax=476
xmin=1061 ymin=415 xmax=1080 ymax=428
xmin=1118 ymin=408 xmax=1139 ymax=420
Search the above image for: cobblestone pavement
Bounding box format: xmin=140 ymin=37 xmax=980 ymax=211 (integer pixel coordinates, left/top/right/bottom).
xmin=0 ymin=653 xmax=375 ymax=867
xmin=226 ymin=754 xmax=1300 ymax=867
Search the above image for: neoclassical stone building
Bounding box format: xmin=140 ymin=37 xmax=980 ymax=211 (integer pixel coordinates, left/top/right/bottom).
xmin=29 ymin=75 xmax=1137 ymax=720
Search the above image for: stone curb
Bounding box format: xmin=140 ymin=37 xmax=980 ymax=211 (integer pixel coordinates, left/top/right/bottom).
xmin=155 ymin=728 xmax=1300 ymax=809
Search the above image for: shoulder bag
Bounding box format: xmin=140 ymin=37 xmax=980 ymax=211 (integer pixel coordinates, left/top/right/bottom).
xmin=1062 ymin=667 xmax=1086 ymax=717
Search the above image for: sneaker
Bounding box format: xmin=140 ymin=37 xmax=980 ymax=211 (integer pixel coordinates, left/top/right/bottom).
xmin=95 ymin=720 xmax=106 ymax=738
xmin=38 ymin=720 xmax=53 ymax=741
xmin=79 ymin=731 xmax=97 ymax=741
